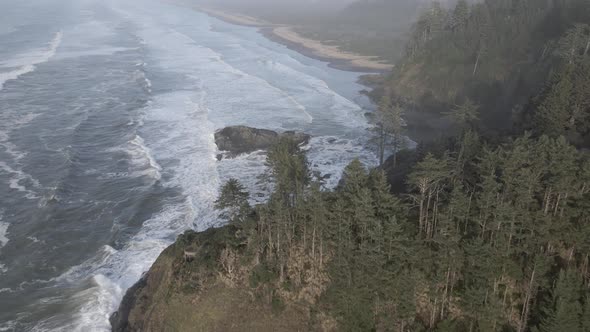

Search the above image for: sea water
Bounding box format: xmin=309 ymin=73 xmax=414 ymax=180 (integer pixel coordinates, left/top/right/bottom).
xmin=0 ymin=0 xmax=377 ymax=330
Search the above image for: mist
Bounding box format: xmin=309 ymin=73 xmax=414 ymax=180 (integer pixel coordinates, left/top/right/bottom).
xmin=195 ymin=0 xmax=357 ymax=11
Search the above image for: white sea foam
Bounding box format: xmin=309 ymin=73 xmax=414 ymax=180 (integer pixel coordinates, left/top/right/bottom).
xmin=0 ymin=113 xmax=41 ymax=163
xmin=64 ymin=90 xmax=220 ymax=330
xmin=306 ymin=136 xmax=379 ymax=189
xmin=61 ymin=200 xmax=201 ymax=331
xmin=134 ymin=63 xmax=152 ymax=94
xmin=217 ymin=150 xmax=272 ymax=204
xmin=54 ymin=2 xmax=380 ymax=331
xmin=128 ymin=135 xmax=162 ymax=180
xmin=0 ymin=320 xmax=16 ymax=332
xmin=0 ymin=31 xmax=62 ymax=90
xmin=27 ymin=236 xmax=41 ymax=244
xmin=0 ymin=161 xmax=39 ymax=199
xmin=0 ymin=221 xmax=8 ymax=249
xmin=105 ymin=135 xmax=162 ymax=181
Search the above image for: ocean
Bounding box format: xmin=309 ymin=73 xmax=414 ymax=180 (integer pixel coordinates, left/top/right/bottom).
xmin=0 ymin=0 xmax=377 ymax=330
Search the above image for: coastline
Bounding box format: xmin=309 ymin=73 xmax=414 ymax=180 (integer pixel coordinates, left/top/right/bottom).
xmin=196 ymin=6 xmax=394 ymax=73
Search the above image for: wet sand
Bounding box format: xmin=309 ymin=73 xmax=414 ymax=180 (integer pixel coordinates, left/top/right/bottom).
xmin=196 ymin=7 xmax=394 ymax=73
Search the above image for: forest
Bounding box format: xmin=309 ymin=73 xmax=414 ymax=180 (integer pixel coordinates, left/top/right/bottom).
xmin=113 ymin=1 xmax=590 ymax=331
xmin=384 ymin=0 xmax=590 ymax=147
xmin=209 ymin=1 xmax=590 ymax=331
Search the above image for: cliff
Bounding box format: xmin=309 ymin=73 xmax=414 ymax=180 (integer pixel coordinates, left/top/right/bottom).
xmin=110 ymin=222 xmax=334 ymax=332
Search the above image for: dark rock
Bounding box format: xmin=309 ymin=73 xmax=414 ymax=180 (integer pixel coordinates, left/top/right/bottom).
xmin=110 ymin=274 xmax=148 ymax=332
xmin=214 ymin=126 xmax=310 ymax=157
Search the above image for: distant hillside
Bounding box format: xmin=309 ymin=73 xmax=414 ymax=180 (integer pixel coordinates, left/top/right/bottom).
xmin=383 ymin=0 xmax=590 ymax=144
xmin=289 ymin=0 xmax=429 ymax=62
xmin=193 ymin=0 xmax=432 ymax=63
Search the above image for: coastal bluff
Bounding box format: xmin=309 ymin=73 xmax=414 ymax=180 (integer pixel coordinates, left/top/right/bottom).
xmin=109 ymin=224 xmax=332 ymax=332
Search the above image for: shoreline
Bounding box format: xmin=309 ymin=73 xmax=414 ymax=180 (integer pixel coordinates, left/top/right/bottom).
xmin=196 ymin=7 xmax=394 ymax=73
xmin=196 ymin=5 xmax=445 ymax=145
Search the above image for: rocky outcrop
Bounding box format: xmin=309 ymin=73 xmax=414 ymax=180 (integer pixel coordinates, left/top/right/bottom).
xmin=110 ymin=224 xmax=331 ymax=332
xmin=215 ymin=126 xmax=310 ymax=157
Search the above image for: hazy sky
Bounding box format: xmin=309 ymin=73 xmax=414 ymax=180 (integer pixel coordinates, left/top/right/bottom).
xmin=197 ymin=0 xmax=358 ymax=11
xmin=195 ymin=0 xmax=456 ymax=12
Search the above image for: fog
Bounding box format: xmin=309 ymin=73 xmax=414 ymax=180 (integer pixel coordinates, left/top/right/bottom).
xmin=191 ymin=0 xmax=462 ymax=17
xmin=191 ymin=0 xmax=451 ymax=21
xmin=196 ymin=0 xmax=357 ymax=11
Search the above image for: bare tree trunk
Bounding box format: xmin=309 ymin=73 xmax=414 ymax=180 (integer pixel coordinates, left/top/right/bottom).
xmin=267 ymin=217 xmax=273 ymax=260
xmin=418 ymin=193 xmax=426 ymax=236
xmin=464 ymin=190 xmax=474 ymax=235
xmin=425 ymin=191 xmax=432 ymax=238
xmin=553 ymin=193 xmax=562 ymax=217
xmin=303 ymin=217 xmax=307 ymax=250
xmin=503 ymin=284 xmax=508 ymax=306
xmin=312 ymin=223 xmax=316 ymax=258
xmin=441 ymin=266 xmax=451 ymax=318
xmin=319 ymin=234 xmax=323 ymax=267
xmin=473 ymin=50 xmax=481 ymax=76
xmin=430 ymin=298 xmax=438 ymax=328
xmin=541 ymin=45 xmax=548 ymax=59
xmin=543 ymin=188 xmax=552 ymax=215
xmin=567 ymin=246 xmax=575 ymax=266
xmin=518 ymin=267 xmax=536 ymax=332
xmin=582 ymin=254 xmax=589 ymax=284
xmin=560 ymin=192 xmax=568 ymax=217
xmin=507 ymin=217 xmax=515 ymax=252
xmin=377 ymin=126 xmax=385 ymax=167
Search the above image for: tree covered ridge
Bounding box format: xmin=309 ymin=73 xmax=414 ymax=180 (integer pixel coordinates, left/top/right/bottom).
xmin=211 ymin=128 xmax=590 ymax=331
xmin=118 ymin=1 xmax=590 ymax=331
xmin=201 ymin=3 xmax=590 ymax=330
xmin=386 ymin=0 xmax=590 ymax=140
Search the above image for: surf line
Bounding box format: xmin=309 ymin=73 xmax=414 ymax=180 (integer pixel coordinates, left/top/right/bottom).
xmin=0 ymin=31 xmax=63 ymax=91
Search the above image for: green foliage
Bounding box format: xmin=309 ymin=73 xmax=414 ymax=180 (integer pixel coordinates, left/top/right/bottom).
xmin=539 ymin=269 xmax=585 ymax=332
xmin=215 ymin=178 xmax=250 ymax=223
xmin=239 ymin=2 xmax=590 ymax=329
xmin=444 ymin=98 xmax=480 ymax=130
xmin=390 ymin=0 xmax=590 ymax=140
xmin=271 ymin=293 xmax=285 ymax=314
xmin=249 ymin=263 xmax=277 ymax=289
xmin=247 ymin=129 xmax=590 ymax=331
xmin=583 ymin=295 xmax=590 ymax=332
xmin=267 ymin=137 xmax=310 ymax=205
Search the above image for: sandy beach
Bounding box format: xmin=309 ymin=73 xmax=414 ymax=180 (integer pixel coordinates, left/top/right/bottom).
xmin=197 ymin=7 xmax=271 ymax=27
xmin=193 ymin=6 xmax=394 ymax=73
xmin=270 ymin=26 xmax=393 ymax=72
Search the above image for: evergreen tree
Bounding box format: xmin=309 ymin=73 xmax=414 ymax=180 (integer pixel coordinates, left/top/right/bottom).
xmin=539 ymin=269 xmax=584 ymax=332
xmin=450 ymin=0 xmax=470 ymax=33
xmin=534 ymin=68 xmax=574 ymax=137
xmin=583 ymin=295 xmax=590 ymax=332
xmin=215 ymin=178 xmax=250 ymax=223
xmin=267 ymin=137 xmax=310 ymax=207
xmin=444 ymin=98 xmax=480 ymax=131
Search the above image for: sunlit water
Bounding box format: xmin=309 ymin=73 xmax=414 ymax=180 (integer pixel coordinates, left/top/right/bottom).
xmin=0 ymin=0 xmax=377 ymax=330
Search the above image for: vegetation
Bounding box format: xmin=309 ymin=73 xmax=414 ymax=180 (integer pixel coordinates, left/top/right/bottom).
xmin=116 ymin=1 xmax=590 ymax=331
xmin=386 ymin=0 xmax=590 ymax=142
xmin=225 ymin=0 xmax=427 ymax=63
xmin=209 ymin=126 xmax=590 ymax=331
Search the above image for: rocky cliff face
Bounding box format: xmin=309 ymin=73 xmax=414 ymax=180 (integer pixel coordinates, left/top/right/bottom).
xmin=214 ymin=126 xmax=310 ymax=158
xmin=110 ymin=223 xmax=333 ymax=332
